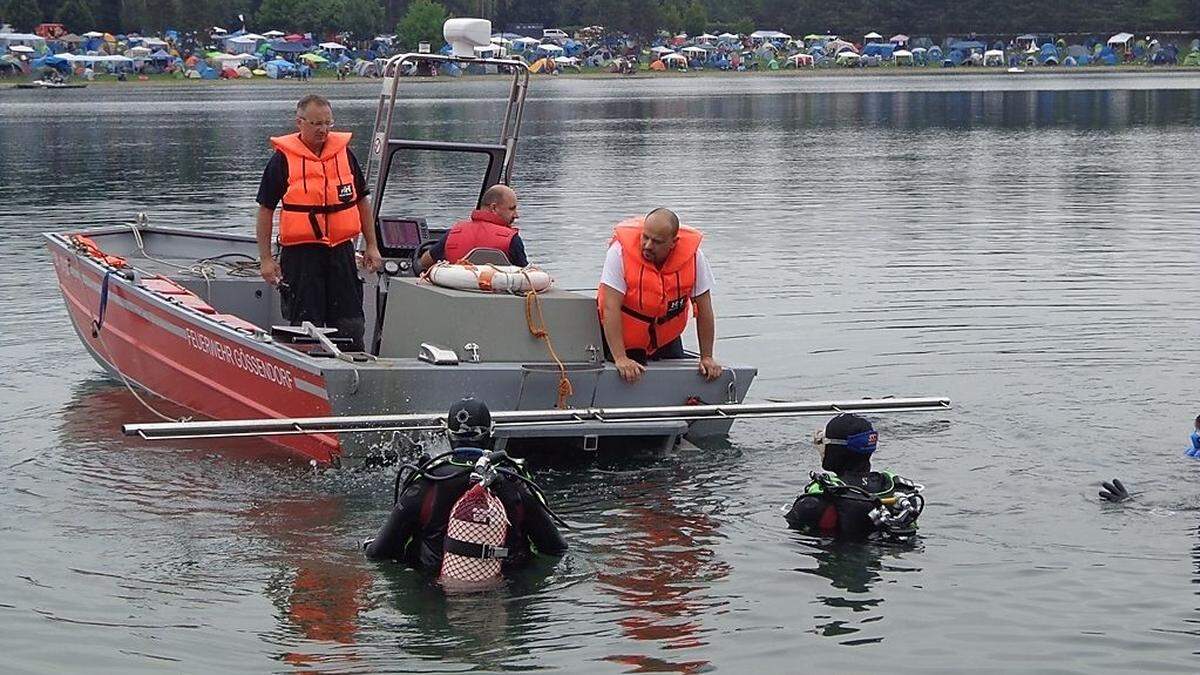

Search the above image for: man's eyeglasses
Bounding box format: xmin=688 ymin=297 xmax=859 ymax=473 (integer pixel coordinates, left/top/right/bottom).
xmin=300 ymin=118 xmax=335 ymax=128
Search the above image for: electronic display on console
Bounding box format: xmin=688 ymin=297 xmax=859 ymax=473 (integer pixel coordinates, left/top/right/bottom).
xmin=376 ymin=216 xmax=429 ymax=259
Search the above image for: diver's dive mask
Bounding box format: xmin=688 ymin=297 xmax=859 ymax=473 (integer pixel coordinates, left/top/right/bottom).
xmin=813 ymin=427 xmax=878 ymax=457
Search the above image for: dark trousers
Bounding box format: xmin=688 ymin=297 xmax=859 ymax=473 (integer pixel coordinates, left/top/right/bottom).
xmin=604 ymin=335 xmax=686 ymax=365
xmin=279 ymin=240 xmax=365 ymax=351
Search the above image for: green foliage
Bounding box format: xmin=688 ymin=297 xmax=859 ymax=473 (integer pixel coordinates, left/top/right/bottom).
xmin=3 ymin=0 xmax=42 ymax=30
xmin=397 ymin=0 xmax=447 ymax=49
xmin=337 ymin=0 xmax=385 ymax=38
xmin=682 ymin=1 xmax=707 ymax=36
xmin=55 ymin=0 xmax=94 ymax=32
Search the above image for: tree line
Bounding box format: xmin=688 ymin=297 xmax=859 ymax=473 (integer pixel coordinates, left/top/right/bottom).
xmin=4 ymin=0 xmax=1198 ymax=42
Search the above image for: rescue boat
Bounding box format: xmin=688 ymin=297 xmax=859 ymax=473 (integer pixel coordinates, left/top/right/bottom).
xmin=44 ymin=20 xmax=759 ymax=466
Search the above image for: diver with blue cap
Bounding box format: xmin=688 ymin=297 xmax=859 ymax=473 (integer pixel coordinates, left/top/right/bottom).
xmin=784 ymin=413 xmax=925 ymax=541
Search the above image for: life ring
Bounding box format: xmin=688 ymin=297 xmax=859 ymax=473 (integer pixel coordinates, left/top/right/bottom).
xmin=426 ymin=261 xmax=554 ymax=293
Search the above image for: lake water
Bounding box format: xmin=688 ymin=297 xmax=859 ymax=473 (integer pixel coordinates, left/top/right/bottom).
xmin=2 ymin=71 xmax=1200 ymax=672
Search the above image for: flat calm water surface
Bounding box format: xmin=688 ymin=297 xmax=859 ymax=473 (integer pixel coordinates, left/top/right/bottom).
xmin=2 ymin=72 xmax=1200 ymax=672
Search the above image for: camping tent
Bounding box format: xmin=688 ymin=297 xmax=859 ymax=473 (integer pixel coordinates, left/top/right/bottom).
xmin=894 ymin=49 xmax=914 ymax=65
xmin=528 ymin=56 xmax=556 ymax=73
xmin=661 ymin=52 xmax=687 ymax=67
xmin=1107 ymin=33 xmax=1134 ymax=49
xmin=788 ymin=53 xmax=814 ymax=67
xmin=983 ymin=49 xmax=1005 ymax=66
xmin=264 ymin=59 xmax=295 ymax=78
xmin=890 ymin=34 xmax=909 ymax=46
xmin=836 ymin=51 xmax=860 ymax=66
xmin=862 ymin=43 xmax=895 ymax=59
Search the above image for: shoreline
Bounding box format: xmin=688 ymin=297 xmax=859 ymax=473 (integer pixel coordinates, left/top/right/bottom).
xmin=6 ymin=64 xmax=1200 ymax=87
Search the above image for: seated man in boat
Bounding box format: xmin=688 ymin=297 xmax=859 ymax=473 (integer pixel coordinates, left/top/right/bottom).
xmin=784 ymin=414 xmax=925 ymax=542
xmin=363 ymin=398 xmax=567 ymax=589
xmin=597 ymin=207 xmax=723 ymax=383
xmin=255 ymin=94 xmax=383 ymax=351
xmin=418 ymin=184 xmax=528 ymax=270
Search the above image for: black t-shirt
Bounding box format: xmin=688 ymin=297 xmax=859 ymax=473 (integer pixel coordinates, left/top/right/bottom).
xmin=255 ymin=148 xmax=369 ymax=210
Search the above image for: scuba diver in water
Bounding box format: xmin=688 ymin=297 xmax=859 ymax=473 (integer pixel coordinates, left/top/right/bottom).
xmin=1100 ymin=414 xmax=1200 ymax=501
xmin=784 ymin=413 xmax=925 ymax=541
xmin=363 ymin=398 xmax=568 ymax=590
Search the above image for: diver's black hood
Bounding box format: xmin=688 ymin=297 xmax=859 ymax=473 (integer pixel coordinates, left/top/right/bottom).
xmin=822 ymin=413 xmax=874 ymax=475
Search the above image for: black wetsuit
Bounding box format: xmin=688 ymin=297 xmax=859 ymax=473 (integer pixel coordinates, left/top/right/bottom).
xmin=365 ymin=449 xmax=567 ymax=572
xmin=785 ymin=471 xmax=917 ymax=539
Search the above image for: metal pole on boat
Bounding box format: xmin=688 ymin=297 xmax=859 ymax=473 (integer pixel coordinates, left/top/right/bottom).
xmin=123 ymin=396 xmax=950 ymax=441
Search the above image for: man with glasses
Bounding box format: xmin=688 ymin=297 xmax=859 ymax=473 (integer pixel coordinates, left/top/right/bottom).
xmin=255 ymin=94 xmax=382 ymax=351
xmin=597 ymin=207 xmax=722 ymax=384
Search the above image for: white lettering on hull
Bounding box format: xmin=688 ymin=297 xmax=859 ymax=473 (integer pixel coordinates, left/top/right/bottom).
xmin=185 ymin=328 xmax=295 ymax=390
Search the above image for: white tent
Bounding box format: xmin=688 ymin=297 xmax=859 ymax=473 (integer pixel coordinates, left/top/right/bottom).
xmin=984 ymin=49 xmax=1005 ymax=65
xmin=513 ymin=36 xmax=540 ymax=45
xmin=864 ymin=31 xmax=883 ymax=40
xmin=212 ymin=53 xmax=257 ymax=63
xmin=319 ymin=42 xmax=347 ymax=50
xmin=553 ymin=56 xmax=579 ymax=65
xmin=661 ymin=52 xmax=687 ymax=64
xmin=890 ymin=34 xmax=909 ymax=44
xmin=650 ymin=45 xmax=674 ymax=54
xmin=263 ymin=30 xmax=286 ymax=38
xmin=696 ymin=33 xmax=718 ymax=43
xmin=680 ymin=46 xmax=707 ymax=54
xmin=718 ymin=32 xmax=740 ymax=41
xmin=1107 ymin=32 xmax=1134 ymax=46
xmin=7 ymin=44 xmax=35 ymax=53
xmin=82 ymin=31 xmax=104 ymax=38
xmin=537 ymin=43 xmax=564 ymax=53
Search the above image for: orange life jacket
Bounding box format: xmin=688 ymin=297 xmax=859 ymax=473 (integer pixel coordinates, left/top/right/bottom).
xmin=443 ymin=210 xmax=519 ymax=262
xmin=597 ymin=219 xmax=702 ymax=355
xmin=270 ymin=131 xmax=361 ymax=247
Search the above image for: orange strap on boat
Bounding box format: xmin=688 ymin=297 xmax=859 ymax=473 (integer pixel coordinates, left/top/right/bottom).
xmin=477 ymin=267 xmax=495 ymax=292
xmin=524 ymin=290 xmax=573 ymax=409
xmin=71 ymin=235 xmax=128 ymax=269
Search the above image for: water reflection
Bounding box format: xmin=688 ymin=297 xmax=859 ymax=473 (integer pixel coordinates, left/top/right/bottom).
xmin=790 ymin=538 xmax=922 ymax=646
xmin=246 ymin=497 xmax=371 ymax=667
xmin=596 ymin=476 xmax=730 ymax=673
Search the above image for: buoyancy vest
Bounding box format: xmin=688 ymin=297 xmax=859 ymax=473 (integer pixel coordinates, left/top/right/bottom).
xmin=270 ymin=131 xmax=361 ymax=247
xmin=442 ymin=210 xmax=519 ymax=263
xmin=597 ymin=218 xmax=703 ymax=355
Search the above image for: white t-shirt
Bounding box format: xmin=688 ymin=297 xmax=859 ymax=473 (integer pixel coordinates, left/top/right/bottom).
xmin=599 ymin=242 xmax=713 ymax=297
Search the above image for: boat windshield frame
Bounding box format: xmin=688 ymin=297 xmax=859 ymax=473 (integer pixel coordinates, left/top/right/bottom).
xmin=365 ymin=53 xmax=531 ymax=225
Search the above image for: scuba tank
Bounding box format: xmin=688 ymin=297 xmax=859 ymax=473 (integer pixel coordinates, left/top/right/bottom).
xmin=810 ymin=470 xmax=926 ymax=542
xmin=437 ymin=451 xmax=511 ymax=592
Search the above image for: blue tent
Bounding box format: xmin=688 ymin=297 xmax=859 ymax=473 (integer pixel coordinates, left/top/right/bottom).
xmin=1096 ymin=46 xmax=1119 ymax=65
xmin=927 ymin=45 xmax=943 ymax=62
xmin=264 ymin=59 xmax=296 ymax=78
xmin=150 ymin=49 xmax=171 ymax=60
xmin=946 ymin=49 xmax=965 ymax=65
xmin=948 ymin=40 xmax=985 ymax=53
xmin=862 ymin=42 xmax=895 ymax=58
xmin=32 ymin=54 xmax=70 ymax=72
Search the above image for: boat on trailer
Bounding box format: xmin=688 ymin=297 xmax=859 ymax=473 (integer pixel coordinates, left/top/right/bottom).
xmin=45 ymin=28 xmax=760 ymax=466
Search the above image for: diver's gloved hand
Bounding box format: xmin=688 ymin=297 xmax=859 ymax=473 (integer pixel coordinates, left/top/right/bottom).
xmin=1099 ymin=478 xmax=1130 ymax=503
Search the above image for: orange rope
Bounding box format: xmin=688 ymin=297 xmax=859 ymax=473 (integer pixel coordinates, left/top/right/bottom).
xmin=524 ymin=290 xmax=573 ymax=409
